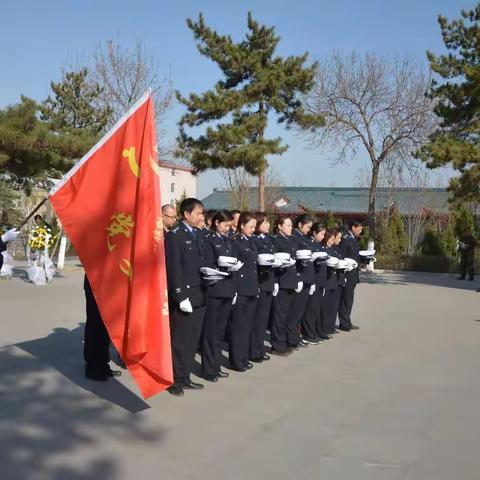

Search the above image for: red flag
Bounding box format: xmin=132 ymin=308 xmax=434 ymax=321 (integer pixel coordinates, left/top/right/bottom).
xmin=49 ymin=92 xmax=173 ymax=398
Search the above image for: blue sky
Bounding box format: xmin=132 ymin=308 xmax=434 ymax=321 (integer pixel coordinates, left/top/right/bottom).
xmin=0 ymin=0 xmax=469 ymax=197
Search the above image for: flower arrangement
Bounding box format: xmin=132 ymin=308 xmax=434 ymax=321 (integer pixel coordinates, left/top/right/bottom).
xmin=28 ymin=226 xmax=54 ymax=250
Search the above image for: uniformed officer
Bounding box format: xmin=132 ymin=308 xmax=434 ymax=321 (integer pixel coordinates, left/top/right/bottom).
xmin=458 ymin=230 xmax=477 ymax=281
xmin=227 ymin=210 xmax=241 ymax=237
xmin=229 ymin=212 xmax=259 ymax=371
xmin=83 ymin=276 xmax=122 ymax=381
xmin=162 ymin=204 xmax=177 ymax=234
xmin=303 ymin=223 xmax=328 ymax=341
xmin=321 ymin=230 xmax=342 ymax=335
xmin=338 ymin=219 xmax=363 ymax=331
xmin=201 ymin=209 xmax=236 ymax=382
xmin=270 ymin=217 xmax=302 ymax=355
xmin=165 ymin=198 xmax=207 ymax=396
xmin=291 ymin=214 xmax=316 ymax=346
xmin=250 ymin=212 xmax=275 ymax=363
xmin=0 ymin=228 xmax=19 ymax=271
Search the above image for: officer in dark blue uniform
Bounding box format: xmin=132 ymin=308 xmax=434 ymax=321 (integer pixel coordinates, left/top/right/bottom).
xmin=250 ymin=212 xmax=275 ymax=363
xmin=165 ymin=198 xmax=207 ymax=396
xmin=291 ymin=214 xmax=316 ymax=345
xmin=270 ymin=217 xmax=302 ymax=355
xmin=302 ymin=223 xmax=329 ymax=341
xmin=227 ymin=210 xmax=241 ymax=238
xmin=338 ymin=219 xmax=363 ymax=331
xmin=201 ymin=210 xmax=236 ymax=382
xmin=229 ymin=212 xmax=259 ymax=371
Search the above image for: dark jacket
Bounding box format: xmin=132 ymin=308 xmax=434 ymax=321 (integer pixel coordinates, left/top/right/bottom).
xmin=292 ymin=230 xmax=315 ymax=285
xmin=0 ymin=238 xmax=5 ymax=270
xmin=204 ymin=232 xmax=236 ymax=298
xmin=232 ymin=235 xmax=259 ymax=297
xmin=271 ymin=233 xmax=301 ymax=290
xmin=252 ymin=233 xmax=276 ymax=292
xmin=324 ymin=245 xmax=341 ymax=290
xmin=165 ymin=222 xmax=206 ymax=307
xmin=311 ymin=239 xmax=328 ymax=288
xmin=340 ymin=231 xmax=361 ymax=285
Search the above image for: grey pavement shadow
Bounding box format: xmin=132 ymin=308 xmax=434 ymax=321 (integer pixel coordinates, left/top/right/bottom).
xmin=360 ymin=271 xmax=480 ymax=291
xmin=0 ymin=343 xmax=165 ymax=480
xmin=16 ymin=324 xmax=151 ymax=413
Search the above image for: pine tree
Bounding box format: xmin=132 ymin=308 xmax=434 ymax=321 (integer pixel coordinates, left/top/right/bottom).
xmin=419 ymin=5 xmax=480 ymax=202
xmin=323 ymin=211 xmax=337 ymax=229
xmin=177 ymin=12 xmax=323 ymax=210
xmin=452 ymin=203 xmax=476 ymax=238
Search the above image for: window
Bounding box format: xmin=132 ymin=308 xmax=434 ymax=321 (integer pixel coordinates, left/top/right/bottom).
xmin=171 ymin=183 xmax=175 ymax=193
xmin=171 ymin=169 xmax=176 ymax=176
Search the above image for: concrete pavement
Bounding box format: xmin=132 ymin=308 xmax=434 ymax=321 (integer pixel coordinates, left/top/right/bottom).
xmin=1 ymin=267 xmax=480 ymax=480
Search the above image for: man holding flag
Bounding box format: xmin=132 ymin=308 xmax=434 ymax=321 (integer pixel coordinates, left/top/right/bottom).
xmin=49 ymin=92 xmax=173 ymax=399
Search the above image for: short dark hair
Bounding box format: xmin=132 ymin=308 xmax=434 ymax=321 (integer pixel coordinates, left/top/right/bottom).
xmin=210 ymin=209 xmax=234 ymax=230
xmin=310 ymin=222 xmax=326 ymax=236
xmin=321 ymin=229 xmax=336 ymax=246
xmin=34 ymin=214 xmax=43 ymax=221
xmin=205 ymin=209 xmax=217 ymax=223
xmin=274 ymin=216 xmax=291 ymax=232
xmin=294 ymin=214 xmax=314 ymax=228
xmin=180 ymin=198 xmax=203 ymax=217
xmin=348 ymin=219 xmax=363 ymax=229
xmin=230 ymin=209 xmax=241 ymax=216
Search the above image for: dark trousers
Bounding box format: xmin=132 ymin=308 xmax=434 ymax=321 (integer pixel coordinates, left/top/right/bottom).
xmin=323 ymin=287 xmax=341 ymax=333
xmin=459 ymin=253 xmax=475 ymax=279
xmin=229 ymin=295 xmax=257 ymax=369
xmin=291 ymin=285 xmax=310 ymax=345
xmin=303 ymin=288 xmax=322 ymax=340
xmin=338 ymin=281 xmax=356 ymax=329
xmin=170 ymin=304 xmax=206 ymax=385
xmin=84 ymin=278 xmax=110 ymax=373
xmin=315 ymin=289 xmax=327 ymax=337
xmin=250 ymin=290 xmax=273 ymax=360
xmin=201 ymin=296 xmax=232 ymax=377
xmin=271 ymin=289 xmax=295 ymax=352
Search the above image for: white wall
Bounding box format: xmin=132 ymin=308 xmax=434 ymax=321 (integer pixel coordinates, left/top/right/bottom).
xmin=159 ymin=165 xmax=197 ymax=206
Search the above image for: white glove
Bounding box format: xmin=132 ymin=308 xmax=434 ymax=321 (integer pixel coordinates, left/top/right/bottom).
xmin=309 ymin=284 xmax=316 ymax=296
xmin=232 ymin=293 xmax=237 ymax=305
xmin=272 ymin=283 xmax=279 ymax=297
xmin=228 ymin=261 xmax=244 ymax=272
xmin=179 ymin=298 xmax=193 ymax=313
xmin=1 ymin=228 xmax=19 ymax=243
xmin=295 ymin=281 xmax=303 ymax=293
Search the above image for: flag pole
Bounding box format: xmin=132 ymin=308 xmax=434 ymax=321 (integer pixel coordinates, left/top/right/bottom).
xmin=17 ymin=197 xmax=48 ymax=229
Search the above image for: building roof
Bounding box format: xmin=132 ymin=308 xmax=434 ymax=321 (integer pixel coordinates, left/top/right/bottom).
xmin=202 ymin=187 xmax=450 ymax=216
xmin=158 ymin=161 xmax=195 ymax=173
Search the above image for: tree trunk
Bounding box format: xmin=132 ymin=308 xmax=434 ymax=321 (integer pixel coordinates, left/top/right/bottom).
xmin=258 ymin=169 xmax=265 ymax=212
xmin=368 ymin=162 xmax=380 ymax=241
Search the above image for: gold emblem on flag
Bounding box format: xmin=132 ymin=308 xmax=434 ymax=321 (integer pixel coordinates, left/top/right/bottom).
xmin=107 ymin=213 xmax=135 ymax=252
xmin=123 ymin=146 xmax=140 ymax=178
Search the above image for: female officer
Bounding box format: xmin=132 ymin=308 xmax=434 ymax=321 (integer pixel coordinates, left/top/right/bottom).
xmin=332 ymin=229 xmax=349 ymax=331
xmin=291 ymin=214 xmax=316 ymax=346
xmin=302 ymin=223 xmax=328 ymax=342
xmin=250 ymin=212 xmax=275 ymax=363
xmin=321 ymin=230 xmax=342 ymax=335
xmin=229 ymin=212 xmax=259 ymax=372
xmin=270 ymin=217 xmax=302 ymax=355
xmin=201 ymin=210 xmax=236 ymax=382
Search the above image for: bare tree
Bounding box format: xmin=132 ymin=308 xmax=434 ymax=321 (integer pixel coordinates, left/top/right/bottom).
xmin=305 ymin=52 xmax=435 ymax=241
xmin=90 ymin=39 xmax=174 ymax=156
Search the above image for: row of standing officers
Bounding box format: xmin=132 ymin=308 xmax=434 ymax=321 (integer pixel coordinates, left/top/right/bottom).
xmin=163 ymin=198 xmax=365 ymax=397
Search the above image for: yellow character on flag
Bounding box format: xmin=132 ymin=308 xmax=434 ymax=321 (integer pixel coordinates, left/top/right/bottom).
xmin=107 ymin=213 xmax=135 ymax=251
xmin=123 ymin=146 xmax=140 ymax=177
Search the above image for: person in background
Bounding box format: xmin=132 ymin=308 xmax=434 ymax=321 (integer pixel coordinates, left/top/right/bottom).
xmin=458 ymin=230 xmax=477 ymax=281
xmin=270 ymin=217 xmax=302 ymax=355
xmin=229 ymin=212 xmax=259 ymax=372
xmin=0 ymin=228 xmax=20 ymax=270
xmin=201 ymin=210 xmax=236 ymax=382
xmin=165 ymin=198 xmax=207 ymax=396
xmin=228 ymin=210 xmax=241 ymax=237
xmin=291 ymin=214 xmax=316 ymax=346
xmin=34 ymin=214 xmax=51 ymax=230
xmin=303 ymin=223 xmax=328 ymax=342
xmin=162 ymin=204 xmax=177 ymax=233
xmin=339 ymin=219 xmax=363 ymax=330
xmin=250 ymin=212 xmax=275 ymax=363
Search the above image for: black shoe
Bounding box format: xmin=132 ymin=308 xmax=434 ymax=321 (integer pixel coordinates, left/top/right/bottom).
xmin=270 ymin=349 xmax=289 ymax=356
xmin=168 ymin=384 xmax=184 ymax=396
xmin=469 ymin=277 xmax=475 ymax=281
xmin=105 ymin=366 xmax=122 ymax=377
xmin=229 ymin=365 xmax=247 ymax=372
xmin=85 ymin=367 xmax=107 ymax=382
xmin=184 ymin=379 xmax=204 ymax=390
xmin=217 ymin=369 xmax=229 ymax=378
xmin=303 ymin=338 xmax=320 ymax=345
xmin=250 ymin=357 xmax=264 ymax=363
xmin=458 ymin=276 xmax=466 ymax=280
xmin=350 ymin=324 xmax=360 ymax=330
xmin=203 ymin=374 xmax=218 ymax=382
xmin=262 ymin=354 xmax=270 ymax=361
xmin=295 ymin=342 xmax=308 ymax=349
xmin=330 ymin=329 xmax=339 ymax=334
xmin=318 ymin=334 xmax=330 ymax=340
xmin=338 ymin=326 xmax=351 ymax=332
xmin=245 ymin=362 xmax=254 ymax=369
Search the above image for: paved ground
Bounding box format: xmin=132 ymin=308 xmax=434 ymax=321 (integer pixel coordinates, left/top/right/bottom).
xmin=1 ymin=265 xmax=480 ymax=480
